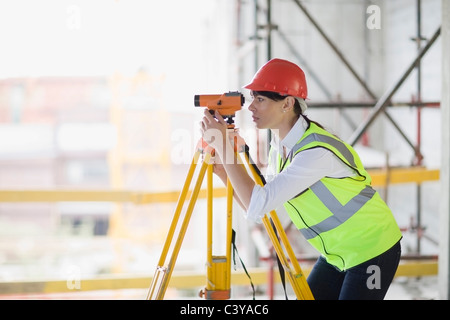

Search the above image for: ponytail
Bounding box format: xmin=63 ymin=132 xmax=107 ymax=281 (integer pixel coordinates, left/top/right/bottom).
xmin=301 ymin=113 xmax=325 ymax=130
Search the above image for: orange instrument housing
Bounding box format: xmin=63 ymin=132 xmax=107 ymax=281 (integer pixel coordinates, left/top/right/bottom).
xmin=194 ymin=91 xmax=245 ymax=125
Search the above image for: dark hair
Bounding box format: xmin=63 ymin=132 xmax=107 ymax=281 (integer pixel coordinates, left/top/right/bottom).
xmin=252 ymin=91 xmax=324 ymax=129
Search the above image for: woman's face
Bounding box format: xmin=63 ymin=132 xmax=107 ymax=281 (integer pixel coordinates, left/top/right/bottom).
xmin=248 ymin=92 xmax=285 ymax=130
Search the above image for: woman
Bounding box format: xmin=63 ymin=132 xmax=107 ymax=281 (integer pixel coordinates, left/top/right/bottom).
xmin=200 ymin=58 xmax=402 ymax=300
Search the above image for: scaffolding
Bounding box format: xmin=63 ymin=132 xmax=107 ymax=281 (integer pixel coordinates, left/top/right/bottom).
xmin=236 ymin=0 xmax=442 ymax=277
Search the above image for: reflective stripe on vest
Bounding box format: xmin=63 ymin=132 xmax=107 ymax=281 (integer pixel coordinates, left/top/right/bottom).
xmin=289 ymin=133 xmax=357 ymax=167
xmin=298 ymin=181 xmax=376 ymax=239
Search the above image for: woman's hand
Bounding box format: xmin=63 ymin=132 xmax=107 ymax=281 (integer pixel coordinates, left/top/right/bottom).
xmin=212 ymin=158 xmax=228 ymax=185
xmin=200 ymin=109 xmax=228 ymax=153
xmin=200 ymin=108 xmax=255 ymax=211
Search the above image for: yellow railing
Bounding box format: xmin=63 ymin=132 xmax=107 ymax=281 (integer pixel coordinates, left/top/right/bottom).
xmin=0 ymin=167 xmax=440 ymax=204
xmin=369 ymin=167 xmax=440 ymax=185
xmin=0 ymin=188 xmax=229 ymax=204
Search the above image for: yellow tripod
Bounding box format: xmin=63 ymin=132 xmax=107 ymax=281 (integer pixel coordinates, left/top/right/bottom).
xmin=146 ymin=129 xmax=314 ymax=300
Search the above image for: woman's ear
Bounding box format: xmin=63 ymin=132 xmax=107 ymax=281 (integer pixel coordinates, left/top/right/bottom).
xmin=282 ymin=96 xmax=295 ymax=113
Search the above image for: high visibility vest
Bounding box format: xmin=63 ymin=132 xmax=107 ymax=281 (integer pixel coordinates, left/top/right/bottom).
xmin=275 ymin=122 xmax=402 ymax=271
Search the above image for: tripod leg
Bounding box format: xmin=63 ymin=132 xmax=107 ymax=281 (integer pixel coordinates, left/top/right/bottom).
xmin=146 ymin=149 xmax=200 ymax=299
xmin=225 ymin=178 xmax=233 ymax=285
xmin=147 ymin=147 xmax=213 ymax=300
xmin=240 ymin=147 xmax=314 ymax=300
xmin=201 ymin=163 xmax=233 ymax=300
xmin=261 ymin=214 xmax=313 ymax=300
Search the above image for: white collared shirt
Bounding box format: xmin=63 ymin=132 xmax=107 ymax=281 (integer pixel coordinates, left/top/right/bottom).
xmin=246 ymin=116 xmax=356 ymax=223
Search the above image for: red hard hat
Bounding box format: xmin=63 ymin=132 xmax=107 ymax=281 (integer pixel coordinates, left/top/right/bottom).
xmin=244 ymin=58 xmax=308 ymax=99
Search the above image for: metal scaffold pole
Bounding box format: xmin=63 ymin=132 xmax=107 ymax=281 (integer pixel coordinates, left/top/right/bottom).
xmin=439 ymin=0 xmax=450 ymax=301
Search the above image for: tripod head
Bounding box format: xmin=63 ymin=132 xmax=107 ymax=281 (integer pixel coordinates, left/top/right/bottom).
xmin=194 ymin=91 xmax=245 ymax=126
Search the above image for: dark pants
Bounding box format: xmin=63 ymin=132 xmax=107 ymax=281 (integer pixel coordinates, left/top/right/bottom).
xmin=307 ymin=240 xmax=401 ymax=300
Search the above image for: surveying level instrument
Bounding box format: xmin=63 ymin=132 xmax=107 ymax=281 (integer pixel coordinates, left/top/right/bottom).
xmin=146 ymin=92 xmax=314 ymax=300
xmin=194 ymin=91 xmax=244 ymax=126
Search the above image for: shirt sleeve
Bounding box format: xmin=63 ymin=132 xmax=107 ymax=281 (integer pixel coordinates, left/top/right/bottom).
xmin=246 ymin=147 xmax=355 ymax=223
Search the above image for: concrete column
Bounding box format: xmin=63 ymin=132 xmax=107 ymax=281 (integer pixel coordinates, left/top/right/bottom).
xmin=439 ymin=0 xmax=450 ymax=300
